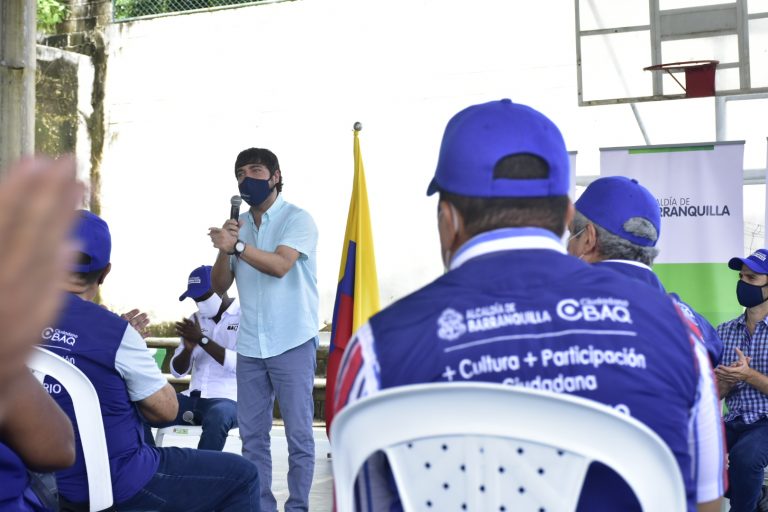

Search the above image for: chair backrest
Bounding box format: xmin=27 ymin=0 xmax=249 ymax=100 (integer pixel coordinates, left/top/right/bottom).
xmin=27 ymin=347 xmax=113 ymax=512
xmin=330 ymin=382 xmax=686 ymax=512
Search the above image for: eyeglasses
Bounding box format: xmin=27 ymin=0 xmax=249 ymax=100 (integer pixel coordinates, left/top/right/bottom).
xmin=568 ymin=227 xmax=586 ymax=242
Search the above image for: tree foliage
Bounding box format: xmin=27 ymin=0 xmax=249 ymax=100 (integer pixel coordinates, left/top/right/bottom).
xmin=114 ymin=0 xmax=265 ymax=19
xmin=37 ymin=0 xmax=68 ymax=34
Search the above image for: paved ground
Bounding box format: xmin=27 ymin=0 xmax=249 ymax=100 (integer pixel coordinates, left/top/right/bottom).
xmin=157 ymin=425 xmax=333 ymax=511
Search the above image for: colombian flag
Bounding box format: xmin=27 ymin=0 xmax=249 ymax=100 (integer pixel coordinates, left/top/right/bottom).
xmin=325 ymin=125 xmax=380 ymax=433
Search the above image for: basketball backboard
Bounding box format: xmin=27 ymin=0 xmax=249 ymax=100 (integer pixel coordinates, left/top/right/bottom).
xmin=575 ymin=0 xmax=768 ymax=105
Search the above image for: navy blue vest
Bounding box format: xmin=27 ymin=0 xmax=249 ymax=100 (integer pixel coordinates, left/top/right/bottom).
xmin=596 ymin=260 xmax=724 ymax=365
xmin=369 ymin=249 xmax=698 ymax=512
xmin=42 ymin=294 xmax=159 ymax=504
xmin=0 ymin=441 xmax=33 ymax=511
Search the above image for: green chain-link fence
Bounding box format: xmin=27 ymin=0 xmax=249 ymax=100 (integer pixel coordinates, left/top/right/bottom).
xmin=113 ymin=0 xmax=267 ymax=20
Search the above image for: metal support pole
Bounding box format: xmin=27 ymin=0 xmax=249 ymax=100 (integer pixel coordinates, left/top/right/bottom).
xmin=0 ymin=0 xmax=36 ymax=173
xmin=715 ymin=96 xmax=727 ymax=141
xmin=630 ymin=103 xmax=651 ymax=146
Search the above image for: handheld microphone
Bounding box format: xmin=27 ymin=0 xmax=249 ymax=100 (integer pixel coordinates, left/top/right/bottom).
xmin=230 ymin=195 xmax=242 ymax=221
xmin=182 ymin=410 xmax=195 ymax=424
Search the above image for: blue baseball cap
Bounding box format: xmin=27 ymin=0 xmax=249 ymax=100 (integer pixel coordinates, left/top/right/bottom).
xmin=179 ymin=265 xmax=213 ymax=301
xmin=575 ymin=176 xmax=660 ymax=248
xmin=729 ymin=249 xmax=768 ymax=274
xmin=72 ymin=210 xmax=111 ymax=273
xmin=427 ymin=99 xmax=570 ymax=198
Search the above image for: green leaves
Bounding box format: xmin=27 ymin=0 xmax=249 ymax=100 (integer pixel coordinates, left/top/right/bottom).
xmin=37 ymin=0 xmax=67 ymax=34
xmin=113 ymin=0 xmax=268 ymax=20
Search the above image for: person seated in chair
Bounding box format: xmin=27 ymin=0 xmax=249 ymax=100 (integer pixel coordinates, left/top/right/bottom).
xmin=43 ymin=210 xmax=260 ymax=511
xmin=0 ymin=371 xmax=76 ymax=512
xmin=568 ymin=175 xmax=723 ymax=366
xmin=334 ymin=99 xmax=724 ymax=512
xmin=0 ymin=156 xmax=81 ymax=512
xmin=567 ymin=176 xmax=725 ymax=510
xmin=147 ymin=265 xmax=239 ymax=451
xmin=715 ymin=249 xmax=768 ymax=512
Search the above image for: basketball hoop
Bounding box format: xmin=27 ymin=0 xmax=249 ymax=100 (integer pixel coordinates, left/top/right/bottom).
xmin=643 ymin=60 xmax=719 ymax=98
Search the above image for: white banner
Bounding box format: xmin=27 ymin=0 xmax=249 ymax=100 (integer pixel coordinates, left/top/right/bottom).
xmin=600 ymin=142 xmax=744 ymax=264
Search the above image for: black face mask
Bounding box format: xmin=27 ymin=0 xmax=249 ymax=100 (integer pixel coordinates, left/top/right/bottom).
xmin=736 ymin=279 xmax=768 ymax=308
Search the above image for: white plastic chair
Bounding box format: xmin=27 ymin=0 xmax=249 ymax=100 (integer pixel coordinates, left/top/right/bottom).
xmin=27 ymin=347 xmax=113 ymax=512
xmin=330 ymin=382 xmax=686 ymax=512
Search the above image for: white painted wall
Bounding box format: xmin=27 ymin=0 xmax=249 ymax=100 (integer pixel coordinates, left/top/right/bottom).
xmin=99 ymin=0 xmax=767 ymax=324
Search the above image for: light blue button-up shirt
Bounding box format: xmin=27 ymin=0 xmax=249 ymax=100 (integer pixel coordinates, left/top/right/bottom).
xmin=232 ymin=195 xmax=319 ymax=358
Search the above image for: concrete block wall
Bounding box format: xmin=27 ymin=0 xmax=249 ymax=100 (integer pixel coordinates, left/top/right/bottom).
xmin=41 ymin=0 xmax=111 ymax=212
xmin=45 ymin=0 xmax=112 ymax=56
xmin=45 ymin=0 xmax=111 ymax=55
xmin=36 ymin=45 xmax=94 ymax=187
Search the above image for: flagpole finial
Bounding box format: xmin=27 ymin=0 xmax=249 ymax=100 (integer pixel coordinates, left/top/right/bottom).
xmin=353 ymin=122 xmax=362 ymax=132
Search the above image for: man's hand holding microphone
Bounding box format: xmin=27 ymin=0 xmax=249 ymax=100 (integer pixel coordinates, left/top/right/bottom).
xmin=208 ymin=195 xmax=242 ymax=254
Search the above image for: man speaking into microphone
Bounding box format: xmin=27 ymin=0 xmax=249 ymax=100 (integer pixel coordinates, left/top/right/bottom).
xmin=208 ymin=148 xmax=319 ymax=512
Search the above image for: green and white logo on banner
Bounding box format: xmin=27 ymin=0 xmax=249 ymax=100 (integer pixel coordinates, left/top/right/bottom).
xmin=600 ymin=142 xmax=744 ymax=326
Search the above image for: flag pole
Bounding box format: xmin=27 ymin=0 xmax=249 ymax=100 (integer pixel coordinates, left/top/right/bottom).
xmin=325 ymin=120 xmax=380 ymax=436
